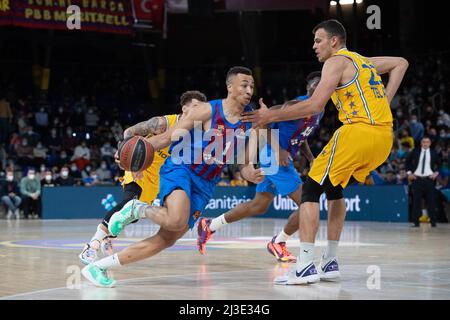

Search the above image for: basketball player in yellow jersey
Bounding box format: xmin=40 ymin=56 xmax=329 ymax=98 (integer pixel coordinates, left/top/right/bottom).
xmin=79 ymin=90 xmax=207 ymax=265
xmin=242 ymin=19 xmax=408 ymax=285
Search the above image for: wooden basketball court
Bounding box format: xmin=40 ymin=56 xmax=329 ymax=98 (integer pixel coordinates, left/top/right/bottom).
xmin=1 ymin=218 xmax=449 ymax=300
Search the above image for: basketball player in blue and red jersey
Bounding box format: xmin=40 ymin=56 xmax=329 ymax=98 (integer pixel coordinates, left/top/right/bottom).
xmin=81 ymin=66 xmax=264 ymax=287
xmin=196 ymin=72 xmax=323 ymax=261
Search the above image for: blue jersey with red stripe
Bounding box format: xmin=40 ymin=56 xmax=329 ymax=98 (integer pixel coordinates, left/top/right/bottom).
xmin=169 ymin=99 xmax=252 ymax=183
xmin=270 ymin=95 xmax=323 ymax=158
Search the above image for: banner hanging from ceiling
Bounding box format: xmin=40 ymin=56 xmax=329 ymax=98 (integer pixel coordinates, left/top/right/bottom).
xmin=0 ymin=0 xmax=166 ymax=35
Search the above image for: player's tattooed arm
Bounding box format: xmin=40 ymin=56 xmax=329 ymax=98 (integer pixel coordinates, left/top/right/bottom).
xmin=124 ymin=116 xmax=167 ymax=139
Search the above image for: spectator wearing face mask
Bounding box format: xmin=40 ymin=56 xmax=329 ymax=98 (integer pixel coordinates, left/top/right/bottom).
xmin=35 ymin=106 xmax=49 ymax=133
xmin=83 ymin=171 xmax=100 ymax=187
xmin=55 ymin=166 xmax=75 ymax=186
xmin=100 ymin=141 xmax=117 ymax=167
xmin=16 ymin=138 xmax=34 ymax=167
xmin=437 ymin=109 xmax=450 ymax=128
xmin=22 ymin=126 xmax=40 ymax=147
xmin=85 ymin=108 xmax=99 ymax=131
xmin=81 ymin=164 xmax=93 ymax=180
xmin=71 ymin=140 xmax=91 ymax=171
xmin=41 ymin=170 xmax=55 ymax=187
xmin=96 ymin=161 xmax=112 ymax=183
xmin=54 ymin=150 xmax=68 ymax=168
xmin=1 ymin=169 xmax=22 ymax=219
xmin=33 ymin=142 xmax=48 ymax=167
xmin=409 ymin=115 xmax=425 ymax=146
xmin=69 ymin=163 xmax=82 ymax=180
xmin=20 ymin=168 xmax=41 ymax=219
xmin=62 ymin=127 xmax=79 ymax=151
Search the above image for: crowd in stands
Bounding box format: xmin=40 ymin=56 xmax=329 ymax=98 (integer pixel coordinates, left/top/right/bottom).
xmin=0 ymin=53 xmax=449 ymax=219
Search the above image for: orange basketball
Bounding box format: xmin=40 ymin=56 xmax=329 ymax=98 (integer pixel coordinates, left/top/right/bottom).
xmin=118 ymin=136 xmax=154 ymax=172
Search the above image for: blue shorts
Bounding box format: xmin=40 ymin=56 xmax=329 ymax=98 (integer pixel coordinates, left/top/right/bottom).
xmin=158 ymin=160 xmax=215 ymax=229
xmin=256 ymin=160 xmax=303 ymax=196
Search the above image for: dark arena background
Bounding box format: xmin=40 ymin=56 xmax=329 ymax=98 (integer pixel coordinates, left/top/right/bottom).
xmin=0 ymin=0 xmax=449 ymax=307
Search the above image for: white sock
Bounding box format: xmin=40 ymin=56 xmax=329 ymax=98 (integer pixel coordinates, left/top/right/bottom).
xmin=298 ymin=242 xmax=315 ymax=264
xmin=135 ymin=202 xmax=149 ymax=219
xmin=209 ymin=214 xmax=228 ymax=232
xmin=324 ymin=240 xmax=339 ymax=259
xmin=274 ymin=230 xmax=290 ymax=243
xmin=93 ymin=253 xmax=122 ymax=269
xmin=90 ymin=225 xmax=107 ymax=248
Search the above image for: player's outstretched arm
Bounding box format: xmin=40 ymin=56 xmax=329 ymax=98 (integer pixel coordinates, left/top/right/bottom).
xmin=242 ymin=57 xmax=344 ymax=126
xmin=368 ymin=56 xmax=409 ymax=103
xmin=146 ymin=102 xmax=212 ymax=151
xmin=124 ymin=116 xmax=168 ymax=139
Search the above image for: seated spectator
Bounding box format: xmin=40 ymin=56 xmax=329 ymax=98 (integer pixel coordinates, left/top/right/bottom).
xmin=33 ymin=142 xmax=48 ymax=167
xmin=217 ymin=171 xmax=230 ymax=186
xmin=397 ymin=169 xmax=409 ymax=185
xmin=55 ymin=150 xmax=70 ymax=168
xmin=69 ymin=163 xmax=82 ymax=181
xmin=400 ymin=141 xmax=412 ymax=158
xmin=85 ymin=108 xmax=99 ymax=130
xmin=1 ymin=169 xmax=22 ymax=219
xmin=83 ymin=171 xmax=100 ymax=187
xmin=55 ymin=166 xmax=75 ymax=186
xmin=100 ymin=141 xmax=117 ymax=166
xmin=45 ymin=128 xmax=62 ymax=158
xmin=62 ymin=127 xmax=79 ymax=151
xmin=384 ymin=170 xmax=398 ymax=185
xmin=41 ymin=170 xmax=55 ymax=187
xmin=16 ymin=138 xmax=34 ymax=167
xmin=230 ymin=171 xmax=248 ymax=187
xmin=400 ymin=128 xmax=415 ymax=150
xmin=81 ymin=164 xmax=94 ymax=180
xmin=34 ymin=106 xmax=49 ymax=133
xmin=96 ymin=161 xmax=112 ymax=183
xmin=370 ymin=171 xmax=385 ymax=185
xmin=8 ymin=133 xmax=21 ymax=155
xmin=409 ymin=115 xmax=424 ymax=145
xmin=22 ymin=126 xmax=40 ymax=147
xmin=71 ymin=140 xmax=91 ymax=171
xmin=20 ymin=168 xmax=41 ymax=219
xmin=38 ymin=164 xmax=47 ymax=180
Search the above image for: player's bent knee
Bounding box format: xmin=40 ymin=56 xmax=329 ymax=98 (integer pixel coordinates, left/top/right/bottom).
xmin=301 ymin=177 xmax=324 ymax=204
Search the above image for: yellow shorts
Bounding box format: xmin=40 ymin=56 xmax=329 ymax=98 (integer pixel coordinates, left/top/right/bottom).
xmin=309 ymin=123 xmax=393 ymax=188
xmin=122 ymin=171 xmax=159 ymax=204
